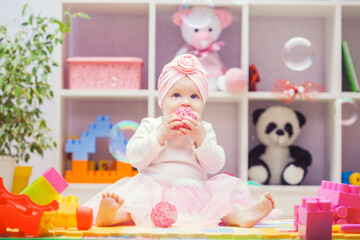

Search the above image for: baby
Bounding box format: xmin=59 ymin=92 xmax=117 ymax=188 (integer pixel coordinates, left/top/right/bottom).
xmin=84 ymin=54 xmax=275 ymax=227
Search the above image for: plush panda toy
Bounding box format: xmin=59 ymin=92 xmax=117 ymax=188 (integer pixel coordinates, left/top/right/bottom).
xmin=248 ymin=106 xmax=312 ymax=185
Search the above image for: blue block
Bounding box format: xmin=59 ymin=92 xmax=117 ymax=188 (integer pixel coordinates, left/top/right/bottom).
xmin=88 ymin=116 xmax=112 ymax=138
xmin=65 ymin=139 xmax=90 ymax=160
xmin=80 ymin=131 xmax=96 ymax=152
xmin=110 ymin=131 xmax=128 ymax=154
xmin=342 ymin=171 xmax=354 ymax=184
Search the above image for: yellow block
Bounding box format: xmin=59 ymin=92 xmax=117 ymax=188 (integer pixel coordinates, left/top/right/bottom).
xmin=11 ymin=166 xmax=32 ymax=194
xmin=53 ymin=195 xmax=80 ymax=229
xmin=99 ymin=160 xmax=110 ymax=170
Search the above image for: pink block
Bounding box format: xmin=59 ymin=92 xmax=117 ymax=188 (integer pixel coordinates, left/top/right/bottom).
xmin=42 ymin=167 xmax=69 ymax=194
xmin=336 ymin=219 xmax=348 ymax=224
xmin=298 ymin=197 xmax=332 ymax=240
xmin=347 ymin=208 xmax=360 ymax=223
xmin=294 ymin=205 xmax=299 ymax=231
xmin=335 ymin=206 xmax=348 ymax=218
xmin=341 ymin=224 xmax=360 ymax=233
xmin=67 ymin=57 xmax=143 ymax=90
xmin=317 ymin=181 xmax=360 ymax=209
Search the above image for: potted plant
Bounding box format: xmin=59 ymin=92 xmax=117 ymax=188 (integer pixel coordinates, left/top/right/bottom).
xmin=0 ymin=4 xmax=89 ymax=191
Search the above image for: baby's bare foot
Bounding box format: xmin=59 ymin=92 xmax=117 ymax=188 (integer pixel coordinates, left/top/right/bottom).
xmin=234 ymin=192 xmax=274 ymax=228
xmin=96 ymin=192 xmax=124 ymax=227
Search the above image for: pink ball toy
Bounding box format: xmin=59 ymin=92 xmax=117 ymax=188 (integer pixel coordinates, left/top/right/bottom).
xmin=151 ymin=201 xmax=177 ymax=228
xmin=225 ymin=68 xmax=248 ymax=94
xmin=173 ymin=107 xmax=197 ymax=130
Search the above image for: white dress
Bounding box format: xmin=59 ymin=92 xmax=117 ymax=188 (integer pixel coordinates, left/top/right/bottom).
xmin=83 ymin=117 xmax=258 ymax=227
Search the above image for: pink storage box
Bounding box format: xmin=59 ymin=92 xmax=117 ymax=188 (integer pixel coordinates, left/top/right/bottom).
xmin=67 ymin=57 xmax=143 ymax=89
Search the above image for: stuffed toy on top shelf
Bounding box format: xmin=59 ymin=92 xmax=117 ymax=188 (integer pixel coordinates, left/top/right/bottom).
xmin=172 ymin=7 xmax=248 ymax=93
xmin=248 ymin=106 xmax=312 ymax=185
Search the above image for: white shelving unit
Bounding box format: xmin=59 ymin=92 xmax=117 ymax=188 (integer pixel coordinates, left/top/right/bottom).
xmin=55 ymin=0 xmax=360 ymax=216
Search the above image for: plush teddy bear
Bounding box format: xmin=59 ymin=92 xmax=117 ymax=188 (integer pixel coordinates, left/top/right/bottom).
xmin=248 ymin=106 xmax=312 ymax=185
xmin=172 ymin=7 xmax=247 ymax=93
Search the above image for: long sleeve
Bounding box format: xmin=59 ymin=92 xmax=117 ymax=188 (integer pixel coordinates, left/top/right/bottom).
xmin=193 ymin=122 xmax=225 ymax=174
xmin=126 ymin=117 xmax=164 ymax=169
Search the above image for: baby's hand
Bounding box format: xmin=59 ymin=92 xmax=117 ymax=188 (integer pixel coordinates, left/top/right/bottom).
xmin=180 ymin=112 xmax=206 ymax=148
xmin=156 ymin=114 xmax=184 ymax=146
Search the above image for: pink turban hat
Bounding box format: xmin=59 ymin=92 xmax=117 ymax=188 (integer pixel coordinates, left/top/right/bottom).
xmin=158 ymin=54 xmax=209 ymax=108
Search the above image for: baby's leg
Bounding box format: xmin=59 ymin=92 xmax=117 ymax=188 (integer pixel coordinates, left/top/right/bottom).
xmin=96 ymin=192 xmax=132 ymax=227
xmin=222 ymin=192 xmax=275 ymax=228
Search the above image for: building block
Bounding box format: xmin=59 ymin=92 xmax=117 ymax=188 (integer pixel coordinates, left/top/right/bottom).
xmin=296 ymin=196 xmax=333 ymax=240
xmin=317 ymin=180 xmax=360 ymax=209
xmin=342 ymin=171 xmax=353 ymax=184
xmin=349 ymin=172 xmax=360 ymax=186
xmin=21 ymin=167 xmax=68 ymax=205
xmin=53 ymin=195 xmax=93 ymax=230
xmin=65 ymin=116 xmax=113 ymax=160
xmin=11 ymin=166 xmax=32 ymax=194
xmin=42 ymin=167 xmax=69 ymax=194
xmin=88 ymin=116 xmax=113 ymax=138
xmin=0 ymin=177 xmax=59 ymax=237
xmin=64 ymin=116 xmax=139 ymax=183
xmin=65 ymin=138 xmax=95 ymax=160
xmin=65 ymin=169 xmax=96 ymax=183
xmin=110 ymin=131 xmax=128 ymax=155
xmin=316 ymin=180 xmax=360 ymax=224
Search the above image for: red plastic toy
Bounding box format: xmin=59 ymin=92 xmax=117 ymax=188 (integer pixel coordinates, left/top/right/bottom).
xmin=0 ymin=177 xmax=59 ymax=237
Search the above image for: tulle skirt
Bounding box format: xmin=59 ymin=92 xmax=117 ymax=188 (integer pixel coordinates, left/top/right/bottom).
xmin=83 ymin=173 xmax=269 ymax=227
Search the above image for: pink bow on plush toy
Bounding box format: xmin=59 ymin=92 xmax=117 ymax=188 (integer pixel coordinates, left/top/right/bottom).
xmin=272 ymin=79 xmax=324 ymax=104
xmin=186 ymin=41 xmax=225 ymax=58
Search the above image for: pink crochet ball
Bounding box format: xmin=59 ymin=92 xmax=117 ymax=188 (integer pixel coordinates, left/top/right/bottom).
xmin=173 ymin=107 xmax=197 ymax=130
xmin=151 ymin=201 xmax=177 ymax=228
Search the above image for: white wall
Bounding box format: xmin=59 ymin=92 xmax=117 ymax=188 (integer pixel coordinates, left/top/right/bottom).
xmin=0 ymin=0 xmax=58 ymax=183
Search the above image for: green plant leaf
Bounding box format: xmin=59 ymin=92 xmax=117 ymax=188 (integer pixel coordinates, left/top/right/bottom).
xmin=22 ymin=3 xmax=28 ymax=16
xmin=0 ymin=3 xmax=89 ymax=162
xmin=75 ymin=12 xmax=91 ymax=19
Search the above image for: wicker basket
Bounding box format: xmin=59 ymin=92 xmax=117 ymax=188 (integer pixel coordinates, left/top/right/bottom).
xmin=67 ymin=57 xmax=143 ymax=89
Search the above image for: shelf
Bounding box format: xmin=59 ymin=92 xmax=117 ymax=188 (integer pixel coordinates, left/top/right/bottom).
xmin=60 ymin=89 xmax=151 ymax=99
xmin=55 ymin=0 xmax=360 ymax=217
xmin=62 ymin=1 xmax=150 ymax=15
xmin=248 ymin=92 xmax=336 ymax=101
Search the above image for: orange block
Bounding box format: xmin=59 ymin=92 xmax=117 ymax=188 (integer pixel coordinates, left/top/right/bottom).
xmin=72 ymin=161 xmax=89 ymax=172
xmin=65 ymin=170 xmax=95 ymax=183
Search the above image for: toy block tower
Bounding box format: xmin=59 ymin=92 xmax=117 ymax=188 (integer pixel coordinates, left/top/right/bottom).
xmin=316 ymin=180 xmax=360 ymax=224
xmin=65 ymin=116 xmax=138 ymax=183
xmin=296 ymin=196 xmax=333 ymax=240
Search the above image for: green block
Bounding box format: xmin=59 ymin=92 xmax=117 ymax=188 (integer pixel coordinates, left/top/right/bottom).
xmin=21 ymin=176 xmax=59 ymax=205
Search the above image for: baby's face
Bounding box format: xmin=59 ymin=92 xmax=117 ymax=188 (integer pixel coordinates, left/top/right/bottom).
xmin=162 ymin=76 xmax=205 ymax=117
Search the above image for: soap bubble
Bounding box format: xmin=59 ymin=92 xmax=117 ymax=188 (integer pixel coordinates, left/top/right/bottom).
xmin=333 ymin=98 xmax=358 ymax=126
xmin=180 ymin=0 xmax=215 ymax=29
xmin=109 ymin=121 xmax=139 ymax=163
xmin=281 ymin=37 xmax=315 ymax=71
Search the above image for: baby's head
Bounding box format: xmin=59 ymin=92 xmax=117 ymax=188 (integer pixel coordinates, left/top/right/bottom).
xmin=158 ymin=54 xmax=208 ymax=116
